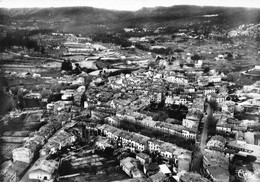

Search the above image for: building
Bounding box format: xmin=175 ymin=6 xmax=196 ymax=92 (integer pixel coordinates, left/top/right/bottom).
xmin=206 ymin=135 xmax=227 ymax=150
xmin=205 ymin=166 xmax=229 ymax=182
xmin=12 ymin=147 xmax=35 ymax=164
xmin=105 ymin=116 xmax=121 ymax=126
xmin=159 ymin=164 xmax=171 ymax=176
xmin=95 ymin=136 xmax=113 ymax=150
xmin=177 ymin=153 xmax=192 ymax=172
xmin=120 ymin=157 xmax=144 ymax=178
xmin=0 ymin=161 xmax=17 ymax=182
xmin=182 ymin=114 xmax=200 ymax=129
xmin=203 ymin=150 xmax=230 ymax=182
xmin=136 ymin=152 xmax=151 ymax=165
xmin=208 ymin=76 xmax=222 ymax=83
xmin=227 ymin=140 xmax=260 ymax=162
xmin=28 ymin=158 xmax=59 ymax=181
xmin=179 ymin=172 xmax=211 ymax=182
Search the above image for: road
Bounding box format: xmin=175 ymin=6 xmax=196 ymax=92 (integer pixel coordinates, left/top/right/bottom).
xmin=191 ymin=102 xmax=212 ymax=172
xmin=200 ymin=103 xmax=212 ymax=151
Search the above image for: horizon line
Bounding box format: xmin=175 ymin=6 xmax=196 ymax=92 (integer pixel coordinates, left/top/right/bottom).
xmin=1 ymin=4 xmax=259 ymax=11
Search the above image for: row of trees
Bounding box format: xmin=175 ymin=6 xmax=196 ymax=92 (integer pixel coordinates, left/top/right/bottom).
xmin=118 ymin=119 xmax=195 ymax=150
xmin=92 ymin=33 xmax=131 ymax=47
xmin=0 ymin=29 xmax=48 ymax=52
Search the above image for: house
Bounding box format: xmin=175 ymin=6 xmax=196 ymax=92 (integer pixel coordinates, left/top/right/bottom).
xmin=49 ymin=130 xmax=76 ymax=148
xmin=148 ymin=139 xmax=164 ymax=153
xmin=136 ymin=152 xmax=151 ymax=165
xmin=190 ymin=97 xmax=205 ymax=112
xmin=12 ymin=147 xmax=35 ymax=164
xmin=124 ymin=28 xmax=135 ymax=32
xmin=165 ymin=95 xmax=174 ymax=106
xmin=184 ymin=86 xmax=196 ymax=93
xmin=154 ymin=122 xmax=184 ymax=137
xmin=208 ymin=76 xmax=222 ymax=83
xmin=141 ymin=117 xmax=158 ymax=128
xmin=120 ymin=157 xmax=144 ymax=178
xmin=95 ymin=136 xmax=113 ymax=150
xmin=99 ymin=124 xmax=122 ymax=141
xmin=24 ymin=92 xmax=42 ymax=99
xmin=129 ymin=133 xmax=150 ymax=152
xmin=159 ymin=164 xmax=171 ymax=176
xmin=182 ymin=114 xmax=200 ymax=129
xmin=204 ymin=87 xmax=216 ymax=95
xmin=178 ymin=95 xmax=188 ymax=105
xmin=40 ymin=141 xmax=60 ymax=157
xmin=206 ymin=135 xmax=227 ymax=150
xmin=105 ymin=116 xmax=121 ymax=126
xmin=195 ymin=60 xmax=203 ymax=68
xmin=165 ymin=76 xmax=188 ymax=84
xmin=28 ymin=158 xmax=59 ymax=181
xmin=160 ymin=142 xmax=182 ymax=159
xmin=177 ymin=153 xmax=192 ymax=172
xmin=61 ymin=89 xmax=75 ymax=100
xmin=182 ymin=128 xmax=197 ymax=139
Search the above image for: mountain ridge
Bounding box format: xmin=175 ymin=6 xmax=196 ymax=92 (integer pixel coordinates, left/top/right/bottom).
xmin=1 ymin=5 xmax=260 ymax=34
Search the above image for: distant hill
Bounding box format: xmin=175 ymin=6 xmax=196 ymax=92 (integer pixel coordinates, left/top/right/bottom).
xmin=1 ymin=5 xmax=260 ymax=34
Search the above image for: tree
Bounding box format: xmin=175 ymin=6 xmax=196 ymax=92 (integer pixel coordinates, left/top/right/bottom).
xmin=208 ymin=99 xmax=218 ymax=112
xmin=191 ymin=54 xmax=201 ymax=61
xmin=216 ymin=60 xmax=233 ymax=74
xmin=225 ymin=72 xmax=239 ymax=82
xmin=207 ymin=114 xmax=217 ymax=136
xmin=203 ymin=66 xmax=210 ymax=74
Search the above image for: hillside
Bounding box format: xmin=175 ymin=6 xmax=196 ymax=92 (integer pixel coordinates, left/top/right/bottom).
xmin=1 ymin=5 xmax=260 ymax=34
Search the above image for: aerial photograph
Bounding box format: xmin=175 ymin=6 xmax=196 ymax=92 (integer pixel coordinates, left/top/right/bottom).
xmin=1 ymin=0 xmax=260 ymax=181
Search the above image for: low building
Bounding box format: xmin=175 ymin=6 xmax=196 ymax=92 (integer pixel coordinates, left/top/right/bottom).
xmin=205 ymin=166 xmax=229 ymax=182
xmin=0 ymin=161 xmax=17 ymax=182
xmin=177 ymin=153 xmax=192 ymax=172
xmin=203 ymin=150 xmax=230 ymax=182
xmin=12 ymin=147 xmax=35 ymax=164
xmin=136 ymin=152 xmax=151 ymax=165
xmin=159 ymin=164 xmax=171 ymax=176
xmin=179 ymin=172 xmax=210 ymax=182
xmin=95 ymin=136 xmax=113 ymax=150
xmin=227 ymin=140 xmax=260 ymax=162
xmin=120 ymin=157 xmax=144 ymax=178
xmin=28 ymin=158 xmax=59 ymax=181
xmin=182 ymin=114 xmax=200 ymax=129
xmin=206 ymin=135 xmax=227 ymax=150
xmin=11 ymin=161 xmax=30 ymax=180
xmin=149 ymin=172 xmax=170 ymax=182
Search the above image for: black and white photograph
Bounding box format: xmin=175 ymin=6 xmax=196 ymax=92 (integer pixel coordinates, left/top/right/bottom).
xmin=1 ymin=0 xmax=260 ymax=181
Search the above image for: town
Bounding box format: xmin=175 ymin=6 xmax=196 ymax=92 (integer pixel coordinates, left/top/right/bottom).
xmin=1 ymin=4 xmax=260 ymax=182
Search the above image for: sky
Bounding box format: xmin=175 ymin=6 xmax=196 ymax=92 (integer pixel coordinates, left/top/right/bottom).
xmin=0 ymin=0 xmax=260 ymax=11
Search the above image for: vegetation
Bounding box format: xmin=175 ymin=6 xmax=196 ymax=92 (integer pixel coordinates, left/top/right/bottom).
xmin=207 ymin=114 xmax=218 ymax=136
xmin=215 ymin=60 xmax=233 ymax=74
xmin=208 ymin=99 xmax=218 ymax=112
xmin=92 ymin=33 xmax=131 ymax=47
xmin=0 ymin=29 xmax=44 ymax=52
